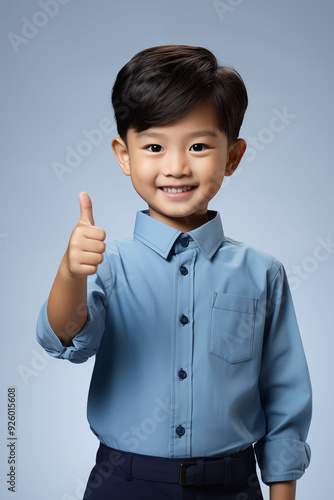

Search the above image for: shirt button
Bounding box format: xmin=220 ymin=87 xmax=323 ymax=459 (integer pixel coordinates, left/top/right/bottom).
xmin=176 ymin=425 xmax=185 ymax=437
xmin=178 ymin=369 xmax=187 ymax=380
xmin=180 ymin=315 xmax=189 ymax=325
xmin=180 ymin=266 xmax=188 ymax=275
xmin=180 ymin=237 xmax=189 ymax=248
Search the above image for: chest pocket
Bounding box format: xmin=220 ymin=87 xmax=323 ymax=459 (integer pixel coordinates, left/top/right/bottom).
xmin=210 ymin=292 xmax=258 ymax=364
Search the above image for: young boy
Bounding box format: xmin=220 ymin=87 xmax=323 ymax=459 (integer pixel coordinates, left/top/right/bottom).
xmin=37 ymin=45 xmax=312 ymax=500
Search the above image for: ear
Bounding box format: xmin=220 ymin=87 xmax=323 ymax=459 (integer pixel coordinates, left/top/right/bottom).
xmin=225 ymin=139 xmax=247 ymax=176
xmin=111 ymin=137 xmax=131 ymax=176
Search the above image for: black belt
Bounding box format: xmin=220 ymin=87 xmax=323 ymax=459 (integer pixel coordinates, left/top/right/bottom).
xmin=95 ymin=444 xmax=256 ymax=487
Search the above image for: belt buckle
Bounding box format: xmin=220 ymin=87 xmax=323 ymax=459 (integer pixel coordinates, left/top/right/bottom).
xmin=179 ymin=461 xmax=197 ymax=486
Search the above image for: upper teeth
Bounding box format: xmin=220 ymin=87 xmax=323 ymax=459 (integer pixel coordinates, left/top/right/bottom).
xmin=162 ymin=186 xmax=193 ymax=193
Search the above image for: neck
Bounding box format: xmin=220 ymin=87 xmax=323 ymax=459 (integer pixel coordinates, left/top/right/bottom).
xmin=148 ymin=208 xmax=209 ymax=232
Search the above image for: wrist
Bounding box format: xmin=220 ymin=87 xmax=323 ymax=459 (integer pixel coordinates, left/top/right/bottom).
xmin=269 ymin=480 xmax=296 ymax=500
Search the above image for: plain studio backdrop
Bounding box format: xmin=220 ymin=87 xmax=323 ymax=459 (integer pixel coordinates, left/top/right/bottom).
xmin=1 ymin=1 xmax=333 ymax=499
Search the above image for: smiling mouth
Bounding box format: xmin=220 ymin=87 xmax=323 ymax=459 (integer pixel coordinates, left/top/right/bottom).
xmin=160 ymin=186 xmax=195 ymax=193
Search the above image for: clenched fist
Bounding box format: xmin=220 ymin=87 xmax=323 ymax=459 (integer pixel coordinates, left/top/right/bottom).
xmin=65 ymin=192 xmax=106 ymax=278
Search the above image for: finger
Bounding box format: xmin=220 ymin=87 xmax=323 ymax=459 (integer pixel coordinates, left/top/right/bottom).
xmin=79 ymin=192 xmax=95 ymax=226
xmin=74 ymin=264 xmax=100 ymax=277
xmin=79 ymin=251 xmax=104 ymax=267
xmin=74 ymin=224 xmax=106 ymax=242
xmin=81 ymin=239 xmax=106 ymax=254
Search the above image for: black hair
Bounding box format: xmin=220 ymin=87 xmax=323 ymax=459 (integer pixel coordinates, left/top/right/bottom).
xmin=111 ymin=45 xmax=248 ymax=145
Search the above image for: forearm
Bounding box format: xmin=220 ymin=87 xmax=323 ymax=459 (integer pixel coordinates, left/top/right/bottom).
xmin=44 ymin=192 xmax=106 ymax=346
xmin=47 ymin=253 xmax=88 ymax=344
xmin=270 ymin=480 xmax=296 ymax=500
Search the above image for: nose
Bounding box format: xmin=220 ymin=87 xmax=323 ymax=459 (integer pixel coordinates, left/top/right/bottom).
xmin=161 ymin=150 xmax=191 ymax=177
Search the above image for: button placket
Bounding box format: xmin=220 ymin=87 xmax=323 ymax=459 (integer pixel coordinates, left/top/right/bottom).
xmin=172 ymin=251 xmax=195 ymax=455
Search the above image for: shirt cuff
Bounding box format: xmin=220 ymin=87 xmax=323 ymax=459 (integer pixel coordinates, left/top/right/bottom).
xmin=254 ymin=438 xmax=311 ymax=484
xmin=36 ymin=300 xmax=102 ymax=364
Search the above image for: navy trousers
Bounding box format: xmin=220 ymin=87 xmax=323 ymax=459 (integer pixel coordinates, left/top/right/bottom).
xmin=83 ymin=443 xmax=264 ymax=500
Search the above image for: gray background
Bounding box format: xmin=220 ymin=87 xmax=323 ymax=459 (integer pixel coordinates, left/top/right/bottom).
xmin=1 ymin=0 xmax=333 ymax=498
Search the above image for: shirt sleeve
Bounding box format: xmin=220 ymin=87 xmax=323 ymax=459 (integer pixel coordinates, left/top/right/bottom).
xmin=254 ymin=261 xmax=312 ymax=484
xmin=36 ymin=253 xmax=113 ymax=364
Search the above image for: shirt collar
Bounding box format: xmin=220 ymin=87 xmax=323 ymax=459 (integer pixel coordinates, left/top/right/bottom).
xmin=133 ymin=210 xmax=224 ymax=260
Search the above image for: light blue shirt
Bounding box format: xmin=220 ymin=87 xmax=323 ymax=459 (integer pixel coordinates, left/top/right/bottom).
xmin=36 ymin=210 xmax=311 ymax=483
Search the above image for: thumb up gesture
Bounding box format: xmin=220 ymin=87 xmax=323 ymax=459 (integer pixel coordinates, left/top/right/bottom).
xmin=66 ymin=192 xmax=106 ymax=278
xmin=78 ymin=191 xmax=96 ymax=226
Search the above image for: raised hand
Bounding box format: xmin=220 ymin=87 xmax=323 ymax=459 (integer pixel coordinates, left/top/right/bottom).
xmin=65 ymin=192 xmax=106 ymax=278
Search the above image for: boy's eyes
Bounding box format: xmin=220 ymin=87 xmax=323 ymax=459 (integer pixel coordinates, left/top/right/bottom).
xmin=145 ymin=143 xmax=209 ymax=153
xmin=189 ymin=143 xmax=209 ymax=152
xmin=146 ymin=144 xmax=164 ymax=153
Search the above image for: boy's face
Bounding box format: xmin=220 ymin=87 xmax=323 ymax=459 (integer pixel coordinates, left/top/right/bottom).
xmin=112 ymin=102 xmax=246 ymax=232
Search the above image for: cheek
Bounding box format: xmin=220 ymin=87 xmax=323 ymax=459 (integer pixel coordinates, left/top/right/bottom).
xmin=130 ymin=166 xmax=157 ymax=194
xmin=130 ymin=161 xmax=149 ymax=182
xmin=205 ymin=168 xmax=225 ymax=195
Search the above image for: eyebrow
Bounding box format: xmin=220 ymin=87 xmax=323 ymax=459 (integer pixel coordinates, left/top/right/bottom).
xmin=137 ymin=130 xmax=218 ymax=139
